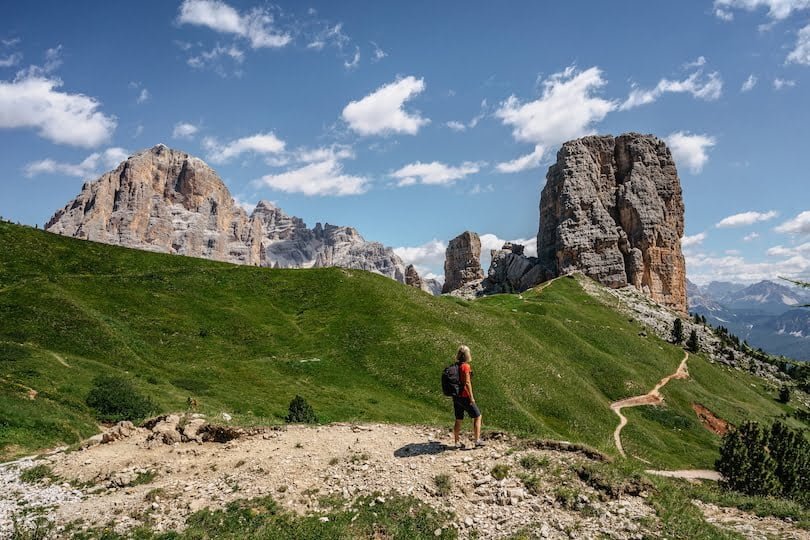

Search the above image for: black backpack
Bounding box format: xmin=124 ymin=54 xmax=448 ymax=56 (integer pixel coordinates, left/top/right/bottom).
xmin=441 ymin=363 xmax=461 ymax=397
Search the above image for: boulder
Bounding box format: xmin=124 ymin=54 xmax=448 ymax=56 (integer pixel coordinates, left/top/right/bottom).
xmin=442 ymin=231 xmax=485 ymax=294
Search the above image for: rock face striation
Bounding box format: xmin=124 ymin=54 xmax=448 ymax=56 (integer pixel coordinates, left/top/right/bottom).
xmin=46 ymin=145 xmax=406 ymax=281
xmin=442 ymin=231 xmax=485 ymax=294
xmin=404 ymin=264 xmax=442 ymax=296
xmin=536 ymin=133 xmax=687 ymax=312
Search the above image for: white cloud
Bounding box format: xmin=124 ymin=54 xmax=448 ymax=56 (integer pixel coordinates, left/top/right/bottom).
xmin=445 ymin=99 xmax=488 ymax=133
xmin=371 ymin=41 xmax=387 ymax=62
xmin=306 ymin=23 xmax=349 ymax=51
xmin=787 ymin=24 xmax=810 ymax=64
xmin=767 ymin=243 xmax=810 ymax=257
xmin=715 ymin=8 xmax=735 ymax=20
xmin=713 ymin=0 xmax=810 ymax=20
xmin=687 ymin=251 xmax=810 ymax=284
xmin=773 ymin=78 xmax=796 ymax=90
xmin=24 ymin=147 xmax=128 ymax=178
xmin=716 ymin=210 xmax=778 ymax=228
xmin=136 ymin=88 xmax=149 ymax=104
xmin=186 ymin=44 xmax=244 ymax=75
xmin=681 ymin=232 xmax=708 ymax=248
xmin=445 ymin=121 xmax=466 ymax=132
xmin=620 ymin=70 xmax=723 ymax=110
xmin=744 ymin=232 xmax=760 ymax=241
xmin=203 ymin=132 xmax=285 ymax=163
xmin=343 ymin=47 xmax=360 ymax=70
xmin=172 ymin=122 xmax=199 ymax=140
xmin=342 ymin=76 xmax=429 ymax=136
xmin=393 ymin=239 xmax=446 ymax=279
xmin=665 ymin=131 xmax=717 ymax=174
xmin=391 ymin=160 xmax=482 ymax=187
xmin=775 ymin=210 xmax=810 ymax=235
xmin=255 ymin=158 xmax=368 ymax=196
xmin=496 ymin=144 xmax=545 ymax=173
xmin=741 ymin=74 xmax=757 ymax=91
xmin=0 ymin=52 xmax=21 ymax=68
xmin=685 ymin=56 xmax=707 ymax=68
xmin=0 ymin=75 xmax=116 ymax=148
xmin=233 ymin=195 xmax=257 ymax=214
xmin=496 ymin=66 xmax=615 ymax=151
xmin=177 ymin=0 xmax=291 ymax=49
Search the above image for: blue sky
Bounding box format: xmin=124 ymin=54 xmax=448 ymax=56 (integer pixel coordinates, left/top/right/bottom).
xmin=1 ymin=1 xmax=810 ymax=284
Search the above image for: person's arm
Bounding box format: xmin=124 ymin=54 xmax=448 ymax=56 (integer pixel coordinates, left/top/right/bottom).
xmin=462 ymin=367 xmax=474 ymax=403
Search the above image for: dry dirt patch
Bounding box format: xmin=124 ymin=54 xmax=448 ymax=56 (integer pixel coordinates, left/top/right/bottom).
xmin=691 ymin=403 xmax=731 ymax=436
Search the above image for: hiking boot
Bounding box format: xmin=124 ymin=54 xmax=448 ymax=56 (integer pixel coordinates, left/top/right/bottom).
xmin=474 ymin=439 xmax=486 ymax=448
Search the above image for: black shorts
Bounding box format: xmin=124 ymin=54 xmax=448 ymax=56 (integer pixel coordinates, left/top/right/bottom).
xmin=453 ymin=396 xmax=481 ymax=420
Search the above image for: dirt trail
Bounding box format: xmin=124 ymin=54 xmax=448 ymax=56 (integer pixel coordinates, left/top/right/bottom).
xmin=610 ymin=352 xmax=690 ymax=457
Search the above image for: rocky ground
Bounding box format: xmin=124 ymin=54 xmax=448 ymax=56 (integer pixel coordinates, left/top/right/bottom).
xmin=3 ymin=419 xmax=806 ymax=539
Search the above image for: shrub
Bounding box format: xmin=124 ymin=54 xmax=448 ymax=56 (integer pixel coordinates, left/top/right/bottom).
xmin=778 ymin=385 xmax=791 ymax=404
xmin=519 ymin=453 xmax=548 ymax=471
xmin=85 ymin=375 xmax=155 ymax=423
xmin=434 ymin=474 xmax=452 ymax=496
xmin=285 ymin=395 xmax=318 ymax=424
xmin=716 ymin=421 xmax=809 ymax=503
xmin=20 ymin=464 xmax=56 ymax=484
xmin=672 ymin=318 xmax=684 ymax=343
xmin=686 ymin=330 xmax=700 ymax=353
xmin=490 ymin=464 xmax=511 ymax=480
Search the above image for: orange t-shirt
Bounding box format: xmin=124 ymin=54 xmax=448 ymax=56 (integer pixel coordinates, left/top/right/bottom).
xmin=459 ymin=362 xmax=472 ymax=398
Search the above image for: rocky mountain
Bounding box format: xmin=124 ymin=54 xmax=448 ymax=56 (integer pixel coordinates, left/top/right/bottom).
xmin=46 ymin=145 xmax=406 ymax=281
xmin=442 ymin=231 xmax=484 ymax=294
xmin=404 ymin=264 xmax=442 ymax=295
xmin=688 ymin=279 xmax=810 ymax=360
xmin=537 ymin=133 xmax=686 ymax=312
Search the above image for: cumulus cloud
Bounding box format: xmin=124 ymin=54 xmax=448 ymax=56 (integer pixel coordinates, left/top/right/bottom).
xmin=741 ymin=74 xmax=758 ymax=91
xmin=686 ymin=251 xmax=810 ymax=284
xmin=496 ymin=66 xmax=615 ymax=152
xmin=255 ymin=158 xmax=368 ymax=196
xmin=620 ymin=69 xmax=723 ymax=110
xmin=713 ymin=0 xmax=810 ymax=20
xmin=787 ymin=24 xmax=810 ymax=64
xmin=743 ymin=232 xmax=760 ymax=241
xmin=716 ymin=210 xmax=778 ymax=227
xmin=203 ymin=132 xmax=285 ymax=163
xmin=172 ymin=122 xmax=199 ymax=140
xmin=479 ymin=233 xmax=538 ymax=271
xmin=681 ymin=232 xmax=707 ymax=248
xmin=496 ymin=145 xmax=545 ymax=173
xmin=767 ymin=243 xmax=810 ymax=257
xmin=177 ymin=0 xmax=291 ymax=49
xmin=775 ymin=210 xmax=810 ymax=235
xmin=391 ymin=160 xmax=482 ymax=187
xmin=24 ymin=147 xmax=129 ymax=178
xmin=342 ymin=76 xmax=429 ymax=136
xmin=0 ymin=52 xmax=21 ymax=68
xmin=665 ymin=131 xmax=717 ymax=174
xmin=393 ymin=239 xmax=447 ymax=280
xmin=773 ymin=78 xmax=796 ymax=90
xmin=0 ymin=75 xmax=116 ymax=148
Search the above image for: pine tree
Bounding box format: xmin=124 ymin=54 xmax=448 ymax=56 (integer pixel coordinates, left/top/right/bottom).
xmin=285 ymin=395 xmax=318 ymax=424
xmin=739 ymin=422 xmax=780 ymax=497
xmin=686 ymin=329 xmax=699 ymax=352
xmin=672 ymin=318 xmax=684 ymax=343
xmin=778 ymin=385 xmax=791 ymax=404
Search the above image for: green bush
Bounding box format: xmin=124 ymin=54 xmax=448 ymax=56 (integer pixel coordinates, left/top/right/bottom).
xmin=85 ymin=375 xmax=156 ymax=422
xmin=778 ymin=385 xmax=791 ymax=404
xmin=716 ymin=421 xmax=809 ymax=504
xmin=686 ymin=330 xmax=700 ymax=353
xmin=490 ymin=464 xmax=510 ymax=480
xmin=672 ymin=318 xmax=684 ymax=343
xmin=285 ymin=395 xmax=317 ymax=424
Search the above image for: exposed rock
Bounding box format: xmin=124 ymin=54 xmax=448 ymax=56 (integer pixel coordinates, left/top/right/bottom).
xmin=404 ymin=264 xmax=442 ymax=296
xmin=46 ymin=145 xmax=406 ymax=282
xmin=442 ymin=231 xmax=484 ymax=294
xmin=537 ymin=133 xmax=687 ymax=312
xmin=405 ymin=264 xmax=423 ymax=289
xmin=482 ymin=243 xmax=544 ymax=295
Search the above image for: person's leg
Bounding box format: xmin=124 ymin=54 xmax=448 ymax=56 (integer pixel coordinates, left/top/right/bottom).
xmin=453 ymin=419 xmax=463 ymax=444
xmin=473 ymin=415 xmax=482 ymax=441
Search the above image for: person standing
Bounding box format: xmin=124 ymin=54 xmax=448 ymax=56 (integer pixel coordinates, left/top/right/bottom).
xmin=452 ymin=345 xmax=484 ymax=448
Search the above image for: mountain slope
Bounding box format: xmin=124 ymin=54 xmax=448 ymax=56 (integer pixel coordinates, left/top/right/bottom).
xmin=0 ymin=222 xmax=802 ymax=468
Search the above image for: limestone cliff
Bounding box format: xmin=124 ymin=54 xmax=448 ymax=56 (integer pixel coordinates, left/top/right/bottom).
xmin=537 ymin=133 xmax=686 ymax=312
xmin=46 ymin=145 xmax=406 ymax=282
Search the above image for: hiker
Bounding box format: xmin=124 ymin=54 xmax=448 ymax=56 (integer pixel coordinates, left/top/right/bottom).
xmin=451 ymin=344 xmax=484 ymax=448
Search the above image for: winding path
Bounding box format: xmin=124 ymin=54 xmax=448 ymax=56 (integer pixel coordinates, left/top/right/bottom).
xmin=610 ymin=352 xmax=690 ymax=457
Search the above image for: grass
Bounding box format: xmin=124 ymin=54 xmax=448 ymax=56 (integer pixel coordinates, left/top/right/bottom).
xmin=686 ymin=481 xmax=810 ymax=529
xmin=518 ymin=453 xmax=548 ymax=471
xmin=0 ymin=222 xmax=805 ymax=469
xmin=19 ymin=464 xmax=57 ymax=484
xmin=433 ymin=474 xmax=452 ymax=496
xmin=51 ymin=493 xmax=457 ymax=539
xmin=648 ymin=477 xmax=744 ymax=539
xmin=490 ymin=463 xmax=510 ymax=480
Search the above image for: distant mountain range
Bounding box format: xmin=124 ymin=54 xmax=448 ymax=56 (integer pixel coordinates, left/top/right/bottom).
xmin=688 ymin=279 xmax=810 ymax=360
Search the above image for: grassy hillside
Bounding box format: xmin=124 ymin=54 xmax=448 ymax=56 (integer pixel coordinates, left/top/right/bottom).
xmin=0 ymin=222 xmax=803 ymax=467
